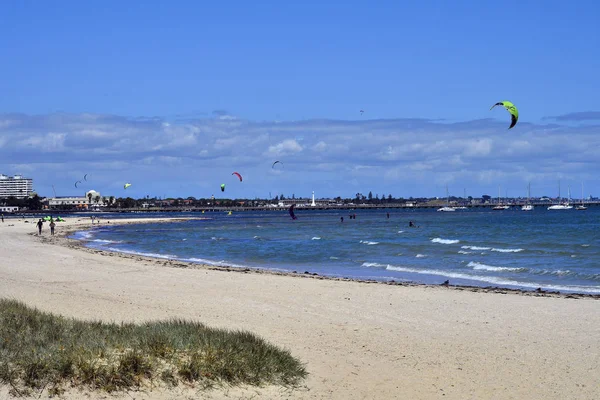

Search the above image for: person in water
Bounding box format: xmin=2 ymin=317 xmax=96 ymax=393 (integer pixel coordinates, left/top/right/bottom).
xmin=409 ymin=221 xmax=415 ymax=227
xmin=340 ymin=216 xmax=344 ymax=223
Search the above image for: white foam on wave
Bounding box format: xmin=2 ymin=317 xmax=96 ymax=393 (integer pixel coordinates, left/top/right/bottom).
xmin=416 ymin=254 xmax=427 ymax=258
xmin=397 ymin=230 xmax=404 ymax=233
xmin=360 ymin=240 xmax=379 ymax=245
xmin=461 ymin=245 xmax=491 ymax=251
xmin=73 ymin=230 xmax=94 ymax=240
xmin=432 ymin=238 xmax=460 ymax=245
xmin=379 ymin=264 xmax=600 ymax=294
xmin=458 ymin=250 xmax=473 ymax=255
xmin=581 ymin=244 xmax=590 ymax=247
xmin=362 ymin=262 xmax=382 ymax=268
xmin=467 ymin=261 xmax=523 ymax=272
xmin=491 ymin=248 xmax=524 ymax=253
xmin=535 ymin=269 xmax=572 ymax=277
xmin=92 ymin=239 xmax=123 ymax=244
xmin=462 ymin=245 xmax=523 ymax=253
xmin=105 ymin=247 xmax=178 ymax=260
xmin=184 ymin=257 xmax=250 ymax=270
xmin=312 ymin=237 xmax=321 ymax=240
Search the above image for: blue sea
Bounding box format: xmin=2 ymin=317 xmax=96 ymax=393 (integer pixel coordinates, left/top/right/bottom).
xmin=70 ymin=208 xmax=600 ymax=294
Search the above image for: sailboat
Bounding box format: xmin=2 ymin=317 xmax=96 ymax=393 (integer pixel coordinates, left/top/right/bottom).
xmin=548 ymin=181 xmax=573 ymax=210
xmin=576 ymin=182 xmax=587 ymax=210
xmin=492 ymin=186 xmax=510 ymax=210
xmin=521 ymin=182 xmax=534 ymax=211
xmin=437 ymin=185 xmax=456 ymax=212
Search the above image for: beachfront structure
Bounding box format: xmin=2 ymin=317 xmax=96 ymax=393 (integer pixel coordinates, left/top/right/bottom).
xmin=278 ymin=197 xmax=334 ymax=207
xmin=0 ymin=206 xmax=19 ymax=213
xmin=47 ymin=196 xmax=92 ymax=208
xmin=0 ymin=174 xmax=33 ymax=199
xmin=47 ymin=190 xmax=108 ymax=209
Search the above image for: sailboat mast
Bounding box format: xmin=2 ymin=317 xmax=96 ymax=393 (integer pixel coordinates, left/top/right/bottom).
xmin=558 ymin=180 xmax=561 ymax=203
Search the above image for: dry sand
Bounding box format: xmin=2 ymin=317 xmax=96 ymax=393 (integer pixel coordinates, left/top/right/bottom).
xmin=0 ymin=216 xmax=598 ymax=399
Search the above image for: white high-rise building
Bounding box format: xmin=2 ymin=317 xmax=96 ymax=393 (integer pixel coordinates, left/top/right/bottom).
xmin=0 ymin=174 xmax=33 ymax=198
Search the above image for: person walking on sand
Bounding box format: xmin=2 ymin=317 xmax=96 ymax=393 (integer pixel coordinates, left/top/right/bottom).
xmin=50 ymin=219 xmax=56 ymax=235
xmin=36 ymin=219 xmax=43 ymax=235
xmin=1 ymin=214 xmax=3 ymax=223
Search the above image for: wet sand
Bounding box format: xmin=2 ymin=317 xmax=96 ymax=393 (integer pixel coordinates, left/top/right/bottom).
xmin=0 ymin=216 xmax=598 ymax=399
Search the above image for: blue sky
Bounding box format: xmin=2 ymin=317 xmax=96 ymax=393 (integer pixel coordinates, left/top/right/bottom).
xmin=1 ymin=1 xmax=599 ymax=199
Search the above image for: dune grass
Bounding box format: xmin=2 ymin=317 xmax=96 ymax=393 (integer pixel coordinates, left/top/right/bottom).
xmin=0 ymin=299 xmax=307 ymax=396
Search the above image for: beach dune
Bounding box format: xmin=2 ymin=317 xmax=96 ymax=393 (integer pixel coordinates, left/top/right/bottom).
xmin=0 ymin=217 xmax=598 ymax=399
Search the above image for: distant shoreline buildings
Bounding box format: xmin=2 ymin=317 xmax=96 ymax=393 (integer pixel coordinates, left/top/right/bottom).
xmin=0 ymin=174 xmax=33 ymax=199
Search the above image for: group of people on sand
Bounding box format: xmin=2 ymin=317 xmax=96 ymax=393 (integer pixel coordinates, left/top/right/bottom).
xmin=36 ymin=218 xmax=56 ymax=236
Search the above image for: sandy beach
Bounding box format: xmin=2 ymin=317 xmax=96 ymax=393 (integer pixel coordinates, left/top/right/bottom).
xmin=0 ymin=216 xmax=598 ymax=399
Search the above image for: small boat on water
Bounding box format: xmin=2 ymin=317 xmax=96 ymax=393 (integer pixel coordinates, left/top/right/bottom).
xmin=437 ymin=206 xmax=456 ymax=212
xmin=522 ymin=182 xmax=534 ymax=211
xmin=548 ymin=182 xmax=573 ymax=210
xmin=437 ymin=185 xmax=456 ymax=212
xmin=493 ymin=186 xmax=510 ymax=210
xmin=576 ymin=182 xmax=587 ymax=210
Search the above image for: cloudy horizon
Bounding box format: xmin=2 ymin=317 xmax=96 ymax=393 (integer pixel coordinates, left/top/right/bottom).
xmin=1 ymin=111 xmax=598 ymax=200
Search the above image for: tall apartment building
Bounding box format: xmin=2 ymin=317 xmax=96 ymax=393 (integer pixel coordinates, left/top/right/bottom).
xmin=0 ymin=174 xmax=33 ymax=198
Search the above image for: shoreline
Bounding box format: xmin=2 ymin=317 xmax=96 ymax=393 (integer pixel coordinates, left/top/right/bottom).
xmin=2 ymin=216 xmax=600 ymax=399
xmin=53 ymin=217 xmax=599 ymax=300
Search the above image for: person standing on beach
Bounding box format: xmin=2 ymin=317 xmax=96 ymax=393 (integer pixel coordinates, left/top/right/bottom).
xmin=49 ymin=219 xmax=56 ymax=235
xmin=36 ymin=219 xmax=43 ymax=235
xmin=1 ymin=214 xmax=3 ymax=223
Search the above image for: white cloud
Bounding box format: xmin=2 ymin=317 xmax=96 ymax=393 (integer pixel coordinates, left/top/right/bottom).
xmin=0 ymin=113 xmax=598 ymax=198
xmin=267 ymin=139 xmax=303 ymax=156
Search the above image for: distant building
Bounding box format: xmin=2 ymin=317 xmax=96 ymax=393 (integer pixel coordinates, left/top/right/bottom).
xmin=0 ymin=174 xmax=33 ymax=198
xmin=47 ymin=190 xmax=109 ymax=209
xmin=47 ymin=196 xmax=91 ymax=209
xmin=0 ymin=206 xmax=19 ymax=213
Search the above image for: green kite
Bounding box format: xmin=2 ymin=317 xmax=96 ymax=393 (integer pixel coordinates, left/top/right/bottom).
xmin=490 ymin=101 xmax=518 ymax=129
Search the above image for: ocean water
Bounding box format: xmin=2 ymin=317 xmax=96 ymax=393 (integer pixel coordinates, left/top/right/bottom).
xmin=70 ymin=208 xmax=600 ymax=294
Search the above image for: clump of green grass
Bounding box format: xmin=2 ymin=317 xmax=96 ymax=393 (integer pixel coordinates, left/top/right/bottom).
xmin=0 ymin=299 xmax=307 ymax=396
